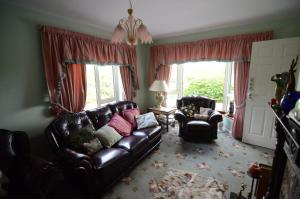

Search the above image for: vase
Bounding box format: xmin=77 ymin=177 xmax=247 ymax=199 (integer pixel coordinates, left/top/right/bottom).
xmin=280 ymin=91 xmax=300 ymax=114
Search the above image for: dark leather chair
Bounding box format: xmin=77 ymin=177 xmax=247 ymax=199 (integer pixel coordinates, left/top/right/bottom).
xmin=45 ymin=101 xmax=162 ymax=198
xmin=0 ymin=129 xmax=56 ymax=199
xmin=174 ymin=96 xmax=223 ymax=141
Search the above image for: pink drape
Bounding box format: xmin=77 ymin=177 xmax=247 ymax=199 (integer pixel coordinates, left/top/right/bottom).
xmin=61 ymin=64 xmax=86 ymax=112
xmin=149 ymin=31 xmax=273 ymax=139
xmin=120 ymin=66 xmax=134 ymax=100
xmin=156 ymin=64 xmax=172 ymax=84
xmin=149 ymin=31 xmax=273 ymax=86
xmin=232 ymin=62 xmax=250 ymax=139
xmin=41 ymin=26 xmax=139 ymax=113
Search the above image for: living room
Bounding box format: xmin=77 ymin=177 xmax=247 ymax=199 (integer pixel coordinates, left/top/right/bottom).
xmin=1 ymin=0 xmax=300 ymax=198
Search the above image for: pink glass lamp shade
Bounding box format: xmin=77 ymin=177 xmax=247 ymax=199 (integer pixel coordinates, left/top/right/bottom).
xmin=149 ymin=80 xmax=169 ymax=107
xmin=111 ymin=0 xmax=152 ymax=46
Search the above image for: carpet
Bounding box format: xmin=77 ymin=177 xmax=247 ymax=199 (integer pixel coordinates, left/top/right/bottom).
xmin=102 ymin=126 xmax=273 ymax=199
xmin=150 ymin=169 xmax=228 ymax=199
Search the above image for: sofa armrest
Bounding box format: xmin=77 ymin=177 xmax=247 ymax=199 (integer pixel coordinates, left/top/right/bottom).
xmin=174 ymin=110 xmax=187 ymax=123
xmin=208 ymin=111 xmax=223 ymax=124
xmin=59 ymin=148 xmax=92 ymax=171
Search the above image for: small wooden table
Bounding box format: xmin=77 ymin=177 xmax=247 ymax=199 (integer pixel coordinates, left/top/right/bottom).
xmin=148 ymin=107 xmax=177 ymax=132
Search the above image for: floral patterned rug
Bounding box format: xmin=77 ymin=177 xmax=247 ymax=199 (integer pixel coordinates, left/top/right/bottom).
xmin=151 ymin=168 xmax=228 ymax=199
xmin=102 ymin=126 xmax=273 ymax=199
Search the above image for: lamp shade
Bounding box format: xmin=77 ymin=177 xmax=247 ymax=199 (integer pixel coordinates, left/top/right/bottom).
xmin=149 ymin=80 xmax=168 ymax=92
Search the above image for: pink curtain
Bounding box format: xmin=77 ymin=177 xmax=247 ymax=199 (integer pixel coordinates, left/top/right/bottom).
xmin=149 ymin=31 xmax=274 ymax=139
xmin=60 ymin=64 xmax=86 ymax=112
xmin=41 ymin=26 xmax=139 ymax=114
xmin=156 ymin=64 xmax=172 ymax=84
xmin=120 ymin=66 xmax=134 ymax=100
xmin=149 ymin=31 xmax=273 ymax=86
xmin=232 ymin=62 xmax=250 ymax=139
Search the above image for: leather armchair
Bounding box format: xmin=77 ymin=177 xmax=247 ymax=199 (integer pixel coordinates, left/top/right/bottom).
xmin=174 ymin=96 xmax=223 ymax=141
xmin=0 ymin=129 xmax=56 ymax=199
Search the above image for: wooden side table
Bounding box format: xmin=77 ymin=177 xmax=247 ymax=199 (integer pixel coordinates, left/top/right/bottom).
xmin=148 ymin=107 xmax=177 ymax=132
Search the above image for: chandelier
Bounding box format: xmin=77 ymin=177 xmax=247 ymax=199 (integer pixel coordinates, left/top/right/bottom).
xmin=111 ymin=0 xmax=152 ymax=46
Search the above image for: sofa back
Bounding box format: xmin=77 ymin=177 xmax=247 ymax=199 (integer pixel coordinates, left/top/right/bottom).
xmin=109 ymin=101 xmax=138 ymax=115
xmin=86 ymin=106 xmax=113 ymax=130
xmin=45 ymin=111 xmax=93 ymax=151
xmin=45 ymin=101 xmax=138 ymax=152
xmin=177 ymin=96 xmax=216 ymax=110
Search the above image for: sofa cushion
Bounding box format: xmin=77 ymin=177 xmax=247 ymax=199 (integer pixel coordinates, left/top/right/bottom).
xmin=121 ymin=108 xmax=140 ymax=129
xmin=180 ymin=104 xmax=198 ymax=117
xmin=135 ymin=112 xmax=159 ymax=130
xmin=132 ymin=126 xmax=161 ymax=140
xmin=92 ymin=148 xmax=129 ymax=169
xmin=92 ymin=148 xmax=130 ymax=189
xmin=94 ymin=125 xmax=122 ymax=148
xmin=113 ymin=135 xmax=148 ymax=156
xmin=64 ymin=124 xmax=99 ymax=153
xmin=82 ymin=138 xmax=103 ymax=155
xmin=108 ymin=113 xmax=133 ymax=136
xmin=186 ymin=120 xmax=211 ymax=132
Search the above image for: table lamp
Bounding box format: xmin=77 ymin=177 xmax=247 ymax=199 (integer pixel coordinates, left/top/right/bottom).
xmin=149 ymin=80 xmax=169 ymax=107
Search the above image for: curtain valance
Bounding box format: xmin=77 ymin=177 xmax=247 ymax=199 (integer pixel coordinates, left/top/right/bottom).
xmin=149 ymin=31 xmax=273 ymax=85
xmin=41 ymin=26 xmax=139 ymax=113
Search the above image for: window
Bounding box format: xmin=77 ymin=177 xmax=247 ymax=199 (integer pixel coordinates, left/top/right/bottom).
xmin=167 ymin=61 xmax=234 ymax=112
xmin=85 ymin=64 xmax=124 ymax=109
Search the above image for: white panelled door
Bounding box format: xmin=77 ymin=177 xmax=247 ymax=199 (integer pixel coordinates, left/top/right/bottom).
xmin=243 ymin=37 xmax=300 ymax=149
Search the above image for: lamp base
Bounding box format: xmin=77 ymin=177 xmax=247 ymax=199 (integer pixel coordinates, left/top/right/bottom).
xmin=155 ymin=92 xmax=165 ymax=107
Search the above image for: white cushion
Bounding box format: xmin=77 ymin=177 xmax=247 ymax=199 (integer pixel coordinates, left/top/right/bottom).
xmin=135 ymin=112 xmax=159 ymax=130
xmin=199 ymin=107 xmax=211 ymax=115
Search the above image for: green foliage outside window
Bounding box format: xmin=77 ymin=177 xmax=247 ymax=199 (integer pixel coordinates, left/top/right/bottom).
xmin=183 ymin=78 xmax=224 ymax=102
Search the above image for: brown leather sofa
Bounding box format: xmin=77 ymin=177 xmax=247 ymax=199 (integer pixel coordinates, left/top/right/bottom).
xmin=45 ymin=101 xmax=161 ymax=198
xmin=0 ymin=129 xmax=56 ymax=199
xmin=174 ymin=96 xmax=223 ymax=141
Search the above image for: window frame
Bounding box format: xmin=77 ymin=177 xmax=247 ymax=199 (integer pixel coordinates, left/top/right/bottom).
xmin=167 ymin=61 xmax=234 ymax=111
xmin=85 ymin=64 xmax=123 ymax=109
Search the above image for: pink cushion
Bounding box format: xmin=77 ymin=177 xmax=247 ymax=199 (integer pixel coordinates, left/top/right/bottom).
xmin=108 ymin=113 xmax=132 ymax=136
xmin=121 ymin=108 xmax=140 ymax=129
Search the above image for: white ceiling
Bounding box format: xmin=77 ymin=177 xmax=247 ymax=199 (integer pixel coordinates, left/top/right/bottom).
xmin=3 ymin=0 xmax=300 ymax=39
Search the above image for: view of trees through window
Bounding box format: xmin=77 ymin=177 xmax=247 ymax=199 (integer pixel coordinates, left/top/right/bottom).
xmin=167 ymin=61 xmax=234 ymax=111
xmin=183 ymin=62 xmax=226 ymax=102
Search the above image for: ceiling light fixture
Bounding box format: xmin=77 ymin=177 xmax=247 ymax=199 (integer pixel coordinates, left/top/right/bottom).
xmin=111 ymin=0 xmax=152 ymax=46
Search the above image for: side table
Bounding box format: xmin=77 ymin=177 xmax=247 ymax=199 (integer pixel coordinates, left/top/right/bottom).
xmin=148 ymin=107 xmax=176 ymax=132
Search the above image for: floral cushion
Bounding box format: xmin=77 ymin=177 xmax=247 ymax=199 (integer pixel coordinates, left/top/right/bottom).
xmin=121 ymin=108 xmax=140 ymax=129
xmin=82 ymin=138 xmax=103 ymax=155
xmin=180 ymin=104 xmax=198 ymax=117
xmin=65 ymin=124 xmax=102 ymax=155
xmin=108 ymin=113 xmax=133 ymax=136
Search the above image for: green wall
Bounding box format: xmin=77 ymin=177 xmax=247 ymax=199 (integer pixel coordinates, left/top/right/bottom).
xmin=0 ymin=3 xmax=150 ymax=157
xmin=1 ymin=2 xmax=300 ymax=158
xmin=154 ymin=16 xmax=300 ymax=44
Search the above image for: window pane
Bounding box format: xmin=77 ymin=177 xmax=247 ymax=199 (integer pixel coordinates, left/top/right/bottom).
xmin=85 ymin=65 xmax=97 ymax=109
xmin=183 ymin=61 xmax=226 ymax=103
xmin=98 ymin=65 xmax=115 ymax=101
xmin=169 ymin=64 xmax=177 ymax=91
